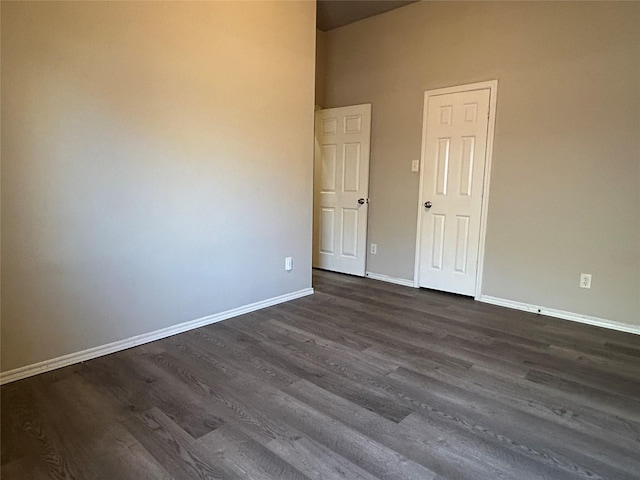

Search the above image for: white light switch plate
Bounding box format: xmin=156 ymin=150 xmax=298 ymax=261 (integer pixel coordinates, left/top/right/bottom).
xmin=411 ymin=160 xmax=420 ymax=172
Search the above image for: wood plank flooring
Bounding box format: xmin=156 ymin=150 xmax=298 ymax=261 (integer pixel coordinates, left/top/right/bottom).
xmin=2 ymin=269 xmax=640 ymax=479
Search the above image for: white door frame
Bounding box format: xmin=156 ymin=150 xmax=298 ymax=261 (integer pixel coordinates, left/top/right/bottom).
xmin=413 ymin=80 xmax=498 ymax=299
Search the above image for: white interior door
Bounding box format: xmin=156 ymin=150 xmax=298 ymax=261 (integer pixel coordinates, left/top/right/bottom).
xmin=417 ymin=86 xmax=492 ymax=296
xmin=314 ymin=104 xmax=371 ymax=276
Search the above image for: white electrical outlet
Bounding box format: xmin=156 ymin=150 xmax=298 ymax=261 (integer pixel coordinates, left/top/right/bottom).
xmin=411 ymin=160 xmax=420 ymax=172
xmin=579 ymin=273 xmax=591 ymax=289
xmin=285 ymin=257 xmax=293 ymax=271
xmin=370 ymin=244 xmax=377 ymax=254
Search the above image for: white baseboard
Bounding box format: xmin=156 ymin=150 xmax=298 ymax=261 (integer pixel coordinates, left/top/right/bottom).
xmin=365 ymin=271 xmax=417 ymax=288
xmin=0 ymin=287 xmax=314 ymax=385
xmin=478 ymin=295 xmax=640 ymax=336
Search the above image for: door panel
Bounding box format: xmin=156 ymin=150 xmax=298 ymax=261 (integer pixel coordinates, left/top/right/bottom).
xmin=341 ymin=208 xmax=359 ymax=257
xmin=314 ymin=104 xmax=371 ymax=276
xmin=418 ymin=89 xmax=490 ymax=295
xmin=319 ymin=208 xmax=335 ymax=254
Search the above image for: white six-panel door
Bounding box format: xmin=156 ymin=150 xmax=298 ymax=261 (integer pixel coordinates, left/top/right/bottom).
xmin=417 ymin=87 xmax=492 ymax=295
xmin=314 ymin=104 xmax=371 ymax=276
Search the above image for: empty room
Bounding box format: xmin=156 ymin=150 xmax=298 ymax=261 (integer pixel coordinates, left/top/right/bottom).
xmin=2 ymin=1 xmax=639 ymax=479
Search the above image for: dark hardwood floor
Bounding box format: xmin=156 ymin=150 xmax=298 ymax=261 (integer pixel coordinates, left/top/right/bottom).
xmin=2 ymin=269 xmax=640 ymax=479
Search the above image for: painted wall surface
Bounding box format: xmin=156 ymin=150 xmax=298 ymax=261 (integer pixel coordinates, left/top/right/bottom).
xmin=1 ymin=1 xmax=316 ymax=372
xmin=315 ymin=29 xmax=327 ymax=108
xmin=323 ymin=2 xmax=640 ymax=326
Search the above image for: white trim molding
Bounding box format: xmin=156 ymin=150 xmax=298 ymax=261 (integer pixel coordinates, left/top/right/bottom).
xmin=0 ymin=288 xmax=314 ymax=385
xmin=365 ymin=271 xmax=416 ymax=288
xmin=478 ymin=295 xmax=640 ymax=336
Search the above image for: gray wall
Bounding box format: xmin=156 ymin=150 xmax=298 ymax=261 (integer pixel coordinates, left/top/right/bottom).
xmin=315 ymin=29 xmax=327 ymax=108
xmin=323 ymin=1 xmax=640 ymax=327
xmin=1 ymin=1 xmax=316 ymax=372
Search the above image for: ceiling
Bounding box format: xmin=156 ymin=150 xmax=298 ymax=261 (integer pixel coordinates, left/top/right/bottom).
xmin=316 ymin=0 xmax=418 ymax=31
